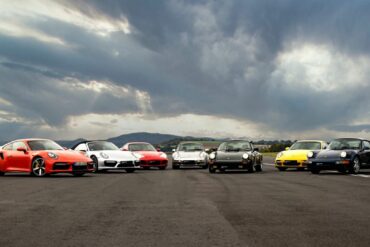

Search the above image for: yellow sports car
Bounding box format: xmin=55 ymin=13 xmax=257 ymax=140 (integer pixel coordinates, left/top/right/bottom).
xmin=275 ymin=140 xmax=327 ymax=171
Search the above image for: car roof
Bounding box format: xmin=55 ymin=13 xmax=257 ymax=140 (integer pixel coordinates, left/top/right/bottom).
xmin=126 ymin=142 xmax=151 ymax=145
xmin=295 ymin=140 xmax=326 ymax=143
xmin=70 ymin=140 xmax=111 ymax=149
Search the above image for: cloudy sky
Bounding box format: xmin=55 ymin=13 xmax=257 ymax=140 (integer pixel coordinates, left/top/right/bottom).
xmin=1 ymin=0 xmax=370 ymax=141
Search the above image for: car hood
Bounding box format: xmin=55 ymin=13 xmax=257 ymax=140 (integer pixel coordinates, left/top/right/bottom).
xmin=278 ymin=150 xmax=311 ymax=161
xmin=314 ymin=150 xmax=357 ymax=160
xmin=176 ymin=151 xmax=204 ymax=160
xmin=89 ymin=150 xmax=138 ymax=161
xmin=37 ymin=150 xmax=92 ymax=162
xmin=134 ymin=151 xmax=167 ymax=160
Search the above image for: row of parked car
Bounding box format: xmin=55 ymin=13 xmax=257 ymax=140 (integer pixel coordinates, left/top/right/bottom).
xmin=0 ymin=139 xmax=263 ymax=177
xmin=0 ymin=137 xmax=368 ymax=177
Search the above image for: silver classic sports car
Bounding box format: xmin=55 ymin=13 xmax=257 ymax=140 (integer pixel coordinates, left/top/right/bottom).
xmin=172 ymin=142 xmax=208 ymax=169
xmin=208 ymin=140 xmax=263 ymax=173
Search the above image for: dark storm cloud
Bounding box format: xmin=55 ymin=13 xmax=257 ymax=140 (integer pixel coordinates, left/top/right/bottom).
xmin=1 ymin=0 xmax=370 ymax=139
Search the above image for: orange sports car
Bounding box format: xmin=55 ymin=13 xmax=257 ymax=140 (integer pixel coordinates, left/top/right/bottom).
xmin=0 ymin=139 xmax=94 ymax=177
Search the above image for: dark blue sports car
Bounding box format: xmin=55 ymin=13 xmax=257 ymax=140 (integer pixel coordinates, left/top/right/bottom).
xmin=307 ymin=138 xmax=370 ymax=174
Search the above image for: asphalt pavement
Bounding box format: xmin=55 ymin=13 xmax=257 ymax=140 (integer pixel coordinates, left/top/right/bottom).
xmin=0 ymin=156 xmax=370 ymax=247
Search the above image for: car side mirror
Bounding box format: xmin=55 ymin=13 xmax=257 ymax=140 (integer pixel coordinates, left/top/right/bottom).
xmin=79 ymin=149 xmax=87 ymax=153
xmin=172 ymin=149 xmax=176 ymax=152
xmin=17 ymin=147 xmax=27 ymax=153
xmin=156 ymin=148 xmax=161 ymax=152
xmin=253 ymin=147 xmax=259 ymax=152
xmin=122 ymin=148 xmax=128 ymax=151
xmin=205 ymin=148 xmax=210 ymax=152
xmin=63 ymin=147 xmax=68 ymax=150
xmin=285 ymin=147 xmax=290 ymax=151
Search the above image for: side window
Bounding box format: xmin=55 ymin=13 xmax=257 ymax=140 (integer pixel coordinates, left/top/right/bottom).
xmin=12 ymin=142 xmax=27 ymax=151
xmin=75 ymin=143 xmax=87 ymax=151
xmin=2 ymin=143 xmax=13 ymax=151
xmin=363 ymin=141 xmax=370 ymax=150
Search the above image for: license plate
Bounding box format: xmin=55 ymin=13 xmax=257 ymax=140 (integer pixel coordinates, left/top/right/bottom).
xmin=74 ymin=162 xmax=86 ymax=166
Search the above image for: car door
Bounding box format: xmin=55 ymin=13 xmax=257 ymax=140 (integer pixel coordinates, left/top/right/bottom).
xmin=8 ymin=141 xmax=31 ymax=172
xmin=361 ymin=141 xmax=370 ymax=167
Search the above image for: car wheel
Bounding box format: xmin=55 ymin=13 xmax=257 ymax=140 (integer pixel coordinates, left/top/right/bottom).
xmin=255 ymin=164 xmax=262 ymax=172
xmin=297 ymin=167 xmax=305 ymax=171
xmin=310 ymin=169 xmax=320 ymax=174
xmin=349 ymin=157 xmax=360 ymax=174
xmin=126 ymin=169 xmax=135 ymax=173
xmin=209 ymin=166 xmax=216 ymax=173
xmin=31 ymin=157 xmax=47 ymax=177
xmin=72 ymin=172 xmax=85 ymax=177
xmin=143 ymin=167 xmax=150 ymax=170
xmin=247 ymin=165 xmax=254 ymax=173
xmin=0 ymin=171 xmax=4 ymax=176
xmin=172 ymin=164 xmax=179 ymax=169
xmin=277 ymin=167 xmax=287 ymax=171
xmin=202 ymin=164 xmax=208 ymax=169
xmin=91 ymin=156 xmax=99 ymax=173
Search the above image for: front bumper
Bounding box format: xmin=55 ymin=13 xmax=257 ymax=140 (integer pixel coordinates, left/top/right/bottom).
xmin=275 ymin=160 xmax=308 ymax=168
xmin=140 ymin=159 xmax=168 ymax=168
xmin=51 ymin=161 xmax=94 ymax=173
xmin=307 ymin=159 xmax=351 ymax=171
xmin=209 ymin=160 xmax=252 ymax=170
xmin=173 ymin=160 xmax=207 ymax=167
xmin=98 ymin=159 xmax=141 ymax=170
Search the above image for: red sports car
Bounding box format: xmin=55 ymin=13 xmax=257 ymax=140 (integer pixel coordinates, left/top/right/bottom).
xmin=121 ymin=142 xmax=168 ymax=170
xmin=0 ymin=139 xmax=94 ymax=177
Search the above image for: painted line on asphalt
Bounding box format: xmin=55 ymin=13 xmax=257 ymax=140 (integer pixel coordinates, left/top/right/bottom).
xmin=264 ymin=163 xmax=275 ymax=166
xmin=350 ymin=174 xmax=370 ymax=178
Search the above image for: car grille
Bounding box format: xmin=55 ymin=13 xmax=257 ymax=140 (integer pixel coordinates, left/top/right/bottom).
xmin=72 ymin=162 xmax=88 ymax=171
xmin=284 ymin=160 xmax=298 ymax=166
xmin=117 ymin=161 xmax=136 ymax=168
xmin=53 ymin=163 xmax=69 ymax=170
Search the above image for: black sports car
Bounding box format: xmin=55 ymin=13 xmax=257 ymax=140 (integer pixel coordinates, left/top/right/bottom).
xmin=307 ymin=138 xmax=370 ymax=174
xmin=208 ymin=140 xmax=263 ymax=173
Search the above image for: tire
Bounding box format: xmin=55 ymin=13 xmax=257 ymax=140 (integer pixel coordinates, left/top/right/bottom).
xmin=143 ymin=167 xmax=150 ymax=170
xmin=247 ymin=165 xmax=254 ymax=173
xmin=126 ymin=169 xmax=135 ymax=173
xmin=255 ymin=164 xmax=262 ymax=172
xmin=277 ymin=167 xmax=287 ymax=171
xmin=202 ymin=164 xmax=208 ymax=169
xmin=297 ymin=167 xmax=305 ymax=171
xmin=72 ymin=172 xmax=85 ymax=177
xmin=31 ymin=157 xmax=47 ymax=177
xmin=0 ymin=171 xmax=4 ymax=176
xmin=310 ymin=169 xmax=320 ymax=174
xmin=91 ymin=156 xmax=99 ymax=173
xmin=172 ymin=163 xmax=179 ymax=170
xmin=209 ymin=166 xmax=216 ymax=173
xmin=349 ymin=157 xmax=361 ymax=174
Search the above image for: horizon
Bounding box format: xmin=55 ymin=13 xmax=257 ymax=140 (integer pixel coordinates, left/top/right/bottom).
xmin=1 ymin=1 xmax=370 ymax=141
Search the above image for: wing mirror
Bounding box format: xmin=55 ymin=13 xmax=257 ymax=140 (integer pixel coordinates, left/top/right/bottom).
xmin=253 ymin=147 xmax=259 ymax=152
xmin=285 ymin=147 xmax=290 ymax=151
xmin=63 ymin=147 xmax=68 ymax=150
xmin=121 ymin=148 xmax=128 ymax=151
xmin=172 ymin=149 xmax=176 ymax=152
xmin=17 ymin=147 xmax=27 ymax=153
xmin=156 ymin=148 xmax=161 ymax=152
xmin=79 ymin=149 xmax=87 ymax=153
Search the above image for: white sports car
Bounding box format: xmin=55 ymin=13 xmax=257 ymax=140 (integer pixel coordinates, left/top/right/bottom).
xmin=172 ymin=142 xmax=208 ymax=169
xmin=71 ymin=140 xmax=141 ymax=173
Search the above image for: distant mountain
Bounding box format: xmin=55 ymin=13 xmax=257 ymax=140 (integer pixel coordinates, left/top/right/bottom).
xmin=106 ymin=132 xmax=180 ymax=147
xmin=56 ymin=138 xmax=87 ymax=148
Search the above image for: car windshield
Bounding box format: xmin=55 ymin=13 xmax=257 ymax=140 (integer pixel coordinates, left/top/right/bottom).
xmin=27 ymin=140 xmax=64 ymax=151
xmin=88 ymin=141 xmax=119 ymax=151
xmin=178 ymin=143 xmax=204 ymax=152
xmin=129 ymin=143 xmax=156 ymax=151
xmin=328 ymin=139 xmax=362 ymax=150
xmin=289 ymin=142 xmax=322 ymax=150
xmin=218 ymin=141 xmax=252 ymax=152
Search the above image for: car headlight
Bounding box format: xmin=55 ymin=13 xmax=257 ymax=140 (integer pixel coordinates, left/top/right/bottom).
xmin=340 ymin=151 xmax=347 ymax=158
xmin=276 ymin=152 xmax=283 ymax=158
xmin=100 ymin=152 xmax=109 ymax=159
xmin=48 ymin=152 xmax=58 ymax=159
xmin=242 ymin=153 xmax=249 ymax=159
xmin=160 ymin=153 xmax=167 ymax=159
xmin=307 ymin=151 xmax=314 ymax=158
xmin=209 ymin=153 xmax=216 ymax=159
